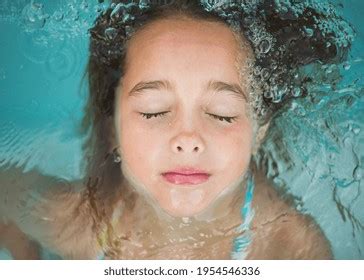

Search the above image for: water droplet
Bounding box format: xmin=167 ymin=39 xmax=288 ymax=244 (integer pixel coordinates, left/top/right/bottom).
xmin=258 ymin=39 xmax=271 ymax=54
xmin=326 ymin=41 xmax=331 ymax=48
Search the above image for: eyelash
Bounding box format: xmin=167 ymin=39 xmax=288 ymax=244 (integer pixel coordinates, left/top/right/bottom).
xmin=139 ymin=112 xmax=237 ymax=123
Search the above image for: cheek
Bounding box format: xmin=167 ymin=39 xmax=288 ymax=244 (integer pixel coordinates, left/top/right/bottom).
xmin=214 ymin=121 xmax=253 ymax=168
xmin=119 ymin=116 xmax=163 ymax=172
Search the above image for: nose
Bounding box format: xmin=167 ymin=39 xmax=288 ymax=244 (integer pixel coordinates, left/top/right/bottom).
xmin=171 ymin=131 xmax=205 ymax=154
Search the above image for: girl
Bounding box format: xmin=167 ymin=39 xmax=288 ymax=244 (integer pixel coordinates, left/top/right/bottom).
xmin=0 ymin=0 xmax=353 ymax=259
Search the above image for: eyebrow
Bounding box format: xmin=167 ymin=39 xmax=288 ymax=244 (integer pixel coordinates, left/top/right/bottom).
xmin=127 ymin=79 xmax=247 ymax=101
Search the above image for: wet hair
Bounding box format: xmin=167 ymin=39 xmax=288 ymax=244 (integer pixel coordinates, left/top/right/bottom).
xmin=80 ymin=0 xmax=354 ymax=256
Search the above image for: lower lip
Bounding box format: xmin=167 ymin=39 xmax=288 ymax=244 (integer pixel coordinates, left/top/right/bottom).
xmin=162 ymin=173 xmax=210 ymax=185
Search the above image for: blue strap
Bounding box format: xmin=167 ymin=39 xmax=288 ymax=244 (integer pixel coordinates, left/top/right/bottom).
xmin=96 ymin=252 xmax=105 ymax=260
xmin=231 ymin=171 xmax=255 ymax=260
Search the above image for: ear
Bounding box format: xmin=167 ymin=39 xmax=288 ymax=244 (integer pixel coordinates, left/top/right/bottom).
xmin=252 ymin=120 xmax=271 ymax=156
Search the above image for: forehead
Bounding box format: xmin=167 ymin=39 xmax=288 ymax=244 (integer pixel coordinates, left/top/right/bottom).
xmin=130 ymin=17 xmax=239 ymax=50
xmin=125 ymin=18 xmax=245 ymax=73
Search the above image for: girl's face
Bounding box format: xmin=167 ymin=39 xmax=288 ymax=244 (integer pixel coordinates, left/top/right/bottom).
xmin=115 ymin=18 xmax=254 ymax=217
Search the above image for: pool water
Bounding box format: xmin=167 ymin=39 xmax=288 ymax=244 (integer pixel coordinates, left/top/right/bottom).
xmin=0 ymin=0 xmax=363 ymax=259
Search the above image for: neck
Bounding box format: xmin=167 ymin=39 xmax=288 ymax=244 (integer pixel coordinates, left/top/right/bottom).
xmin=118 ymin=171 xmax=249 ymax=240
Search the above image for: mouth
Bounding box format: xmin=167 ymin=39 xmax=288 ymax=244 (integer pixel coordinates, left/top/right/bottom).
xmin=161 ymin=168 xmax=211 ymax=185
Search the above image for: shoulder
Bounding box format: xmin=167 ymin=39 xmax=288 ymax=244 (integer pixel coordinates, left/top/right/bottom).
xmin=31 ymin=178 xmax=103 ymax=259
xmin=1 ymin=166 xmax=101 ymax=259
xmin=246 ymin=169 xmax=332 ymax=259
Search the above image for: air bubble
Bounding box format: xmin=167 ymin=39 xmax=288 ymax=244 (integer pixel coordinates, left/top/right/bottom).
xmin=258 ymin=39 xmax=271 ymax=54
xmin=350 ymin=124 xmax=361 ymax=135
xmin=353 ymin=166 xmax=362 ymax=180
xmin=343 ymin=137 xmax=351 ymax=147
xmin=259 ymin=107 xmax=267 ymax=117
xmin=325 ymin=65 xmax=334 ymax=74
xmin=271 ymin=86 xmax=283 ymax=103
xmin=80 ymin=0 xmax=88 ymax=10
xmin=343 ymin=62 xmax=351 ymax=70
xmin=104 ymin=27 xmax=118 ymax=40
xmin=292 ymin=87 xmax=302 ymax=97
xmin=253 ymin=66 xmax=261 ymax=76
xmin=263 ymin=90 xmax=272 ymax=99
xmin=353 ymin=128 xmax=360 ymax=134
xmin=304 ymin=27 xmax=314 ymax=37
xmin=139 ymin=0 xmax=150 ymax=9
xmin=261 ymin=68 xmax=270 ymax=79
xmin=243 ymin=17 xmax=254 ymax=27
xmin=94 ymin=4 xmax=104 ymax=14
xmin=21 ymin=1 xmax=46 ymax=29
xmin=278 ymin=84 xmax=288 ymax=95
xmin=110 ymin=3 xmax=123 ymax=19
xmin=52 ymin=11 xmax=63 ymax=22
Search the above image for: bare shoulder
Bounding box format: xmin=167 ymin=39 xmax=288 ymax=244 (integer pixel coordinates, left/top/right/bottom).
xmin=246 ymin=169 xmax=333 ymax=259
xmin=0 ymin=166 xmax=101 ymax=259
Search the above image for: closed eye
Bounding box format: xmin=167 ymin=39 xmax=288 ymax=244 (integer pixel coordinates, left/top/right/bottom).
xmin=139 ymin=111 xmax=169 ymax=119
xmin=207 ymin=113 xmax=237 ymax=123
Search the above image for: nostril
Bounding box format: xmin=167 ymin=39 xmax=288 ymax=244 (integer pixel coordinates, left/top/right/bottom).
xmin=177 ymin=146 xmax=182 ymax=151
xmin=193 ymin=147 xmax=199 ymax=152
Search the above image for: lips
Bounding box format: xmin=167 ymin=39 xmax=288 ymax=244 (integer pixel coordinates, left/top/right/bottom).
xmin=161 ymin=167 xmax=211 ymax=185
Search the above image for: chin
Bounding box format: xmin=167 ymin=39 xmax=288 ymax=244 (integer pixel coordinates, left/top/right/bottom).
xmin=161 ymin=203 xmax=207 ymax=218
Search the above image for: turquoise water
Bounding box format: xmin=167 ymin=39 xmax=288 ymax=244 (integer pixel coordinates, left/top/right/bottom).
xmin=0 ymin=0 xmax=363 ymax=259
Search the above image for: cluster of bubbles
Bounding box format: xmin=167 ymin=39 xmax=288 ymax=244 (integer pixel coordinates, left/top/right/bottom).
xmin=89 ymin=0 xmax=355 ymax=124
xmin=199 ymin=0 xmax=355 ymax=123
xmin=14 ymin=0 xmax=110 ymax=41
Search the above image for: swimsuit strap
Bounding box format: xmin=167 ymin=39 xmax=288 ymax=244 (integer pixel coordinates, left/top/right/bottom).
xmin=96 ymin=201 xmax=124 ymax=260
xmin=231 ymin=170 xmax=255 ymax=260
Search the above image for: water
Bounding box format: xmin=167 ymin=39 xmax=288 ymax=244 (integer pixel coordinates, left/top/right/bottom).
xmin=0 ymin=0 xmax=363 ymax=259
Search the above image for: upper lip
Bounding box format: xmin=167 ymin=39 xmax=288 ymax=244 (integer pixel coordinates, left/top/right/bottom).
xmin=162 ymin=167 xmax=210 ymax=175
